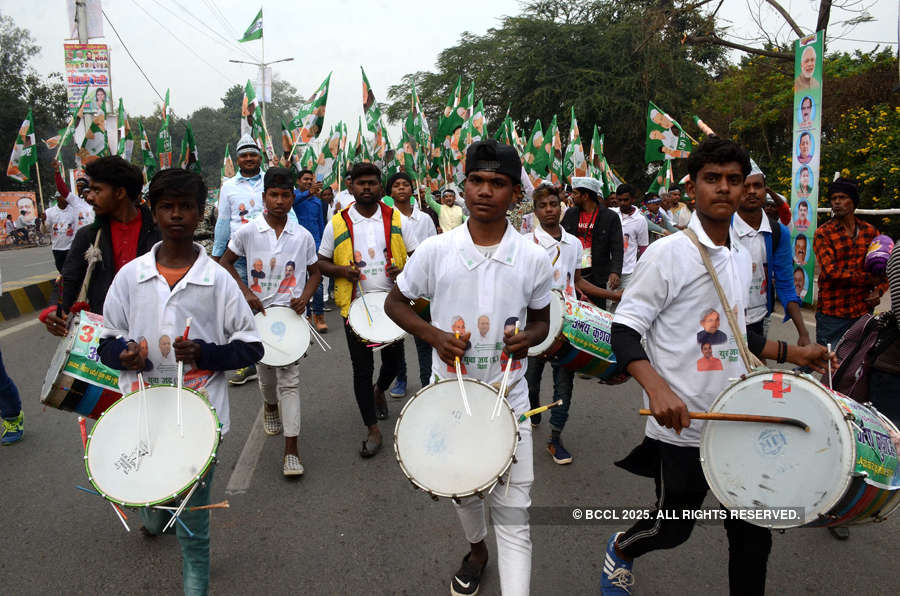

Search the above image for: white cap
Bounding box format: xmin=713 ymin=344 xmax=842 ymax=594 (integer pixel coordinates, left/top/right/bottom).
xmin=236 ymin=134 xmax=260 ymax=155
xmin=572 ymin=176 xmax=602 ymax=196
xmin=748 ymin=157 xmax=764 ymax=178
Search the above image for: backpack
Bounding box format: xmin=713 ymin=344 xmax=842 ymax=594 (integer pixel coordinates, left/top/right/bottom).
xmin=825 ymin=311 xmax=900 ymax=402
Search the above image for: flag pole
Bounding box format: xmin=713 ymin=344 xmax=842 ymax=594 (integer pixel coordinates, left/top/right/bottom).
xmin=33 ymin=159 xmax=46 ymax=214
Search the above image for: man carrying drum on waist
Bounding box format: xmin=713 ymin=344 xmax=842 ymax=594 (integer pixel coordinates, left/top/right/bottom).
xmin=386 ymin=139 xmax=552 ymax=596
xmin=601 ymin=138 xmax=835 ymax=596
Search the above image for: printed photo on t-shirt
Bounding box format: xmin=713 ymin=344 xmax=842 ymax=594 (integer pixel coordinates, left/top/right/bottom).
xmin=696 ymin=308 xmax=727 ymax=346
xmin=499 ymin=316 xmax=523 ymax=371
xmin=447 ymin=315 xmax=472 ymax=373
xmin=158 ymin=334 xmax=174 ymax=363
xmin=250 ymin=258 xmax=265 ymax=292
xmin=696 ymin=341 xmax=723 ymax=371
xmin=277 ymin=261 xmax=297 ymax=294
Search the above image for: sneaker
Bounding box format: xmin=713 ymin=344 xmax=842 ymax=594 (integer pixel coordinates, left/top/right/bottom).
xmin=283 ymin=454 xmax=304 ymax=477
xmin=0 ymin=411 xmax=24 ymax=445
xmin=601 ymin=532 xmax=634 ymax=595
xmin=389 ymin=379 xmax=407 ymax=398
xmin=450 ymin=553 xmax=487 ymax=596
xmin=263 ymin=407 xmax=282 ymax=435
xmin=229 ymin=366 xmax=258 ymax=385
xmin=547 ymin=436 xmax=573 ymax=464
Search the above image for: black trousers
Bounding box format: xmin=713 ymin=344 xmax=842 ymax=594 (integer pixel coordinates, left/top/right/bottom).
xmin=617 ymin=439 xmax=772 ymax=596
xmin=52 ymin=249 xmax=68 ymax=273
xmin=343 ymin=318 xmax=403 ymax=427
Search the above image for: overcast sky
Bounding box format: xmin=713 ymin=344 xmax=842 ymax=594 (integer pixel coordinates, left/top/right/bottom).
xmin=6 ymin=0 xmax=898 ymax=144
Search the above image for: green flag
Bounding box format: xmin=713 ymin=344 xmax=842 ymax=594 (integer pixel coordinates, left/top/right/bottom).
xmin=291 ymin=73 xmax=330 ymax=145
xmin=545 ymin=115 xmax=563 ymax=184
xmin=361 ymin=67 xmax=382 ymax=135
xmin=179 ymin=121 xmax=200 ymax=173
xmin=522 ymin=120 xmax=548 ymax=184
xmin=156 ymin=89 xmax=173 ymax=170
xmin=692 ymin=115 xmax=716 ymax=137
xmin=588 ymin=125 xmax=603 ymax=180
xmin=241 ymin=79 xmax=261 ymax=138
xmin=238 ymin=9 xmax=262 ymax=42
xmin=221 ymin=144 xmax=234 ymax=182
xmin=116 ymin=99 xmax=134 ymax=161
xmin=437 ymin=76 xmax=463 ymax=140
xmin=645 ymin=101 xmax=692 ymax=162
xmin=562 ymin=107 xmax=587 ymax=183
xmin=6 ymin=109 xmax=37 ymax=182
xmin=316 ymin=124 xmax=343 ymax=190
xmin=300 ymin=145 xmax=317 ymax=172
xmin=138 ymin=121 xmax=157 ymax=183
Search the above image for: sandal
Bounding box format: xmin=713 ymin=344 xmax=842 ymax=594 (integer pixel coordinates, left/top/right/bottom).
xmin=359 ymin=436 xmax=383 ymax=458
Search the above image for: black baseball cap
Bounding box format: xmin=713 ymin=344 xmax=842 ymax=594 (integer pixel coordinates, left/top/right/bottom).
xmin=465 ymin=139 xmax=521 ymax=184
xmin=263 ymin=167 xmax=295 ymax=191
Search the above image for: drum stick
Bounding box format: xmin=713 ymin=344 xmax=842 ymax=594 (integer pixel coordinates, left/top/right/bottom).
xmin=518 ymin=400 xmax=563 ymax=423
xmin=826 ymin=343 xmax=833 ymax=390
xmin=153 ymin=500 xmax=230 ymax=512
xmin=162 ymin=481 xmax=199 ymax=533
xmin=78 ymin=416 xmax=87 ymax=449
xmin=454 ymin=331 xmax=472 ymax=416
xmin=111 ymin=502 xmax=130 ymax=532
xmin=138 ymin=372 xmax=151 ymax=456
xmin=177 ymin=318 xmax=192 ymax=439
xmin=261 ymin=339 xmax=297 ymax=358
xmin=637 ymin=409 xmax=810 ymax=432
xmin=492 ymin=321 xmax=520 ymax=420
xmin=356 ymin=280 xmax=373 ymax=326
xmin=302 ymin=308 xmax=331 ymax=351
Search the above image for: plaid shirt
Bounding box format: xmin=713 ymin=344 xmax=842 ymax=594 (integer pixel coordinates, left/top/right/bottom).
xmin=813 ymin=216 xmax=887 ymax=317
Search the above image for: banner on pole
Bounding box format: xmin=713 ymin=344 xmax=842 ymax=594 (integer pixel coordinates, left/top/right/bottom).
xmin=63 ymin=43 xmax=110 ymax=115
xmin=789 ymin=32 xmax=824 ymax=306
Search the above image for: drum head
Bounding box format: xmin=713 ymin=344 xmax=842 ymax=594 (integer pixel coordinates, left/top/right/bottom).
xmin=394 ymin=378 xmax=518 ymax=498
xmin=85 ymin=386 xmax=220 ymax=506
xmin=348 ymin=291 xmax=406 ymax=344
xmin=528 ymin=290 xmax=563 ymax=357
xmin=700 ymin=370 xmax=854 ymax=528
xmin=255 ymin=306 xmax=311 ymax=367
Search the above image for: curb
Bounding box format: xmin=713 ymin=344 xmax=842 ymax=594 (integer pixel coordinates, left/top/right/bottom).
xmin=0 ymin=279 xmax=56 ymax=321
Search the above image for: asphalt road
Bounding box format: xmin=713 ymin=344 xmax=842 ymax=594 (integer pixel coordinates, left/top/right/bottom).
xmin=0 ymin=245 xmax=57 ymax=292
xmin=1 ymin=309 xmax=897 ymax=595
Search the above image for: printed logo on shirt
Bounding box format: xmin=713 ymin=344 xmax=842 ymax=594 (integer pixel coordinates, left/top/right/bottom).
xmin=446 ymin=315 xmax=522 ymax=373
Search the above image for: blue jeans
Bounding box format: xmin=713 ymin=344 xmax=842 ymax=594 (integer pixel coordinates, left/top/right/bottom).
xmin=525 ymin=357 xmax=575 ymax=433
xmin=815 ymin=312 xmax=859 ymax=347
xmin=869 ymin=369 xmax=900 ymax=425
xmin=140 ymin=463 xmax=216 ymax=595
xmin=233 ymin=256 xmax=247 ymax=285
xmin=394 ymin=336 xmax=434 ymax=389
xmin=0 ymin=349 xmax=21 ymax=418
xmin=306 ymin=281 xmax=324 ymax=316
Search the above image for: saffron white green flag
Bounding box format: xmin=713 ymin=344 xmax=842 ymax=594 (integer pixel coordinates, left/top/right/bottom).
xmin=179 ymin=121 xmax=200 ymax=173
xmin=238 ymin=9 xmax=262 ymax=42
xmin=545 ymin=115 xmax=563 ymax=184
xmin=138 ymin=121 xmax=157 ymax=182
xmin=156 ymin=89 xmax=173 ymax=170
xmin=522 ymin=120 xmax=548 ymax=184
xmin=291 ymin=73 xmax=330 ymax=145
xmin=116 ymin=98 xmax=134 ymax=161
xmin=562 ymin=107 xmax=587 ymax=183
xmin=645 ymin=100 xmax=692 ymax=162
xmin=241 ymin=79 xmax=261 ymax=138
xmin=221 ymin=144 xmax=234 ymax=182
xmin=6 ymin=109 xmax=37 ymax=182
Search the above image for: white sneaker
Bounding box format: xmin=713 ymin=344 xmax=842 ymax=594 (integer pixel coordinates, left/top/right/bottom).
xmin=263 ymin=407 xmax=282 ymax=435
xmin=283 ymin=454 xmax=304 ymax=476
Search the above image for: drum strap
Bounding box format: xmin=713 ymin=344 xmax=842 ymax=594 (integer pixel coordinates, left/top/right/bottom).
xmin=77 ymin=228 xmax=104 ymax=305
xmin=683 ymin=228 xmax=764 ymax=373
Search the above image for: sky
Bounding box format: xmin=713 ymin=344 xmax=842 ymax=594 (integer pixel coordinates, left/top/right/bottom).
xmin=5 ymin=0 xmax=898 ymax=146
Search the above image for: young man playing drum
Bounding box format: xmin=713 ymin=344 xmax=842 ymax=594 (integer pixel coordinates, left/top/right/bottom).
xmin=317 ymin=162 xmax=419 ymax=458
xmin=524 ymin=180 xmax=621 ymax=464
xmin=98 ymin=169 xmax=263 ymax=594
xmin=385 ymin=139 xmax=552 ymax=596
xmin=601 ymin=138 xmax=835 ymax=595
xmin=221 ymin=167 xmax=322 ymax=477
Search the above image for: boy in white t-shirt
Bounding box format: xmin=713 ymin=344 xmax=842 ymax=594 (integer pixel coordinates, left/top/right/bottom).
xmin=524 ymin=181 xmax=622 ymax=465
xmin=98 ymin=169 xmax=263 ymax=595
xmin=600 ymin=139 xmax=834 ymax=595
xmin=221 ymin=167 xmax=322 ymax=477
xmin=386 ymin=140 xmax=552 ymax=596
xmin=44 ymin=193 xmax=78 ymax=272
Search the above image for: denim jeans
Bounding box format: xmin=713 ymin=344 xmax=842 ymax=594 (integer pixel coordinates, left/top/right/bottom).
xmin=395 ymin=337 xmax=434 ymax=389
xmin=524 ymin=357 xmax=575 ymax=433
xmin=0 ymin=349 xmax=22 ymax=418
xmin=140 ymin=462 xmax=216 ymax=596
xmin=815 ymin=312 xmax=859 ymax=347
xmin=306 ymin=281 xmax=324 ymax=316
xmin=233 ymin=256 xmax=248 ymax=285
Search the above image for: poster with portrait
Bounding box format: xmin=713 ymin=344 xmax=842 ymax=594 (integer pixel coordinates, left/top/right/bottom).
xmin=0 ymin=192 xmax=37 ymax=244
xmin=64 ymin=43 xmax=111 ymax=114
xmin=789 ymin=32 xmax=823 ymax=305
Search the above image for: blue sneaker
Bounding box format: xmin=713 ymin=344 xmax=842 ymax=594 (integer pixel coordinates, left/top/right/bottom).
xmin=547 ymin=436 xmax=573 ymax=464
xmin=601 ymin=532 xmax=634 ymax=594
xmin=389 ymin=379 xmax=407 ymax=399
xmin=1 ymin=411 xmax=24 ymax=445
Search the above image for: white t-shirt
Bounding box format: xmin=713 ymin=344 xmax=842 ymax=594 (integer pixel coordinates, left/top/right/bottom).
xmin=227 ymin=214 xmax=319 ymax=307
xmin=613 ymin=213 xmax=752 ymax=447
xmin=333 ymin=190 xmax=355 ymax=214
xmin=319 ymin=203 xmax=420 ymax=293
xmin=45 ymin=203 xmax=79 ymax=250
xmin=519 ymin=212 xmax=536 ymax=235
xmin=100 ymin=243 xmax=261 ymax=435
xmin=396 ymin=222 xmax=553 ymax=414
xmin=396 ymin=204 xmax=437 ymax=247
xmin=732 ymin=213 xmax=771 ymax=324
xmin=531 ymin=224 xmax=582 ymax=296
xmin=612 ymin=207 xmax=650 ymax=275
xmin=66 ymin=193 xmax=95 ymax=230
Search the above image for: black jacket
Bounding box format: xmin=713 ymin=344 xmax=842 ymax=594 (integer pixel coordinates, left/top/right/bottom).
xmin=561 ymin=204 xmax=623 ymax=284
xmin=61 ymin=204 xmax=161 ymax=313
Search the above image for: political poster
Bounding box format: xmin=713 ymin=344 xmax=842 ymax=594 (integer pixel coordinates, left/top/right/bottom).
xmin=64 ymin=43 xmax=111 ymax=114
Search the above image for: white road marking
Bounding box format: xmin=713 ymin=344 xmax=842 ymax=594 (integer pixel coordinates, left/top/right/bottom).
xmin=0 ymin=317 xmax=40 ymax=338
xmin=225 ymin=406 xmax=267 ymax=495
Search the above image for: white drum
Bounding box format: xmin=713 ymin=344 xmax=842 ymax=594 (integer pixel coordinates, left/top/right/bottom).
xmin=254 ymin=306 xmax=311 ymax=367
xmin=701 ymin=370 xmax=900 ymax=529
xmin=394 ymin=378 xmax=519 ymax=500
xmin=528 ymin=290 xmax=564 ymax=357
xmin=348 ymin=291 xmax=406 ymax=345
xmin=85 ymin=386 xmax=220 ymax=507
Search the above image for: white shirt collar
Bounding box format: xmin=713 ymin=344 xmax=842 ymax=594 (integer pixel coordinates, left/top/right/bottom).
xmin=688 ymin=212 xmax=744 ymax=254
xmin=454 ymin=222 xmax=520 ymax=271
xmin=253 ymin=212 xmax=298 ymax=235
xmin=349 ymin=203 xmax=383 ymax=224
xmin=532 ymin=224 xmax=575 ymax=249
xmin=732 ymin=211 xmax=772 ymax=237
xmin=135 ymin=242 xmax=216 ymax=287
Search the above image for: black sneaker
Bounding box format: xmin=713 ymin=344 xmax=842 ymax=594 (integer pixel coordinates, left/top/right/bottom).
xmin=450 ymin=553 xmax=487 ymax=596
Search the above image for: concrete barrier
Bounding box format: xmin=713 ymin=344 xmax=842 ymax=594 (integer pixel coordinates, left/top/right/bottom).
xmin=0 ymin=278 xmax=56 ymax=321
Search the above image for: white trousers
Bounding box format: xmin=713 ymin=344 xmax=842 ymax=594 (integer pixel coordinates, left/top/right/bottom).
xmin=257 ymin=362 xmax=301 ymax=437
xmin=454 ymin=422 xmax=533 ymax=595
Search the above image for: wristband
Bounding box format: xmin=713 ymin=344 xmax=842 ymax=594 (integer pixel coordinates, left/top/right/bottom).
xmin=777 ymin=341 xmax=787 ymax=364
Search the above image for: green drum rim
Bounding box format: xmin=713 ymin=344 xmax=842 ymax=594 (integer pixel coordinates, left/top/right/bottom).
xmin=84 ymin=384 xmax=221 ymax=507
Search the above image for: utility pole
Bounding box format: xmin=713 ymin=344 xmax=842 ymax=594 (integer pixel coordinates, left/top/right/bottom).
xmin=229 ymin=55 xmax=293 ymax=163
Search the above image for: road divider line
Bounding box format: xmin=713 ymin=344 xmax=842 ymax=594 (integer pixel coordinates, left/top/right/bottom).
xmin=0 ymin=316 xmax=40 ymax=338
xmin=225 ymin=406 xmax=266 ymax=495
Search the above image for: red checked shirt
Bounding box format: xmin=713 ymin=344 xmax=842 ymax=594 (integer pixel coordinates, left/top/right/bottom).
xmin=813 ymin=216 xmax=887 ymax=318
